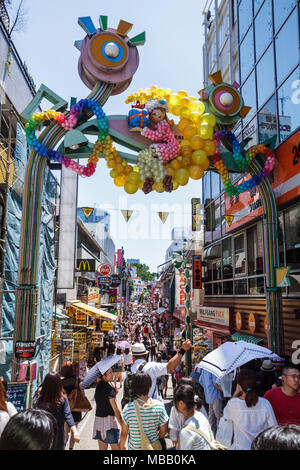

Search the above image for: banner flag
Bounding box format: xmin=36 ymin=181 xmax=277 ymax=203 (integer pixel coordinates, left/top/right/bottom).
xmin=121 ymin=210 xmax=133 ymax=222
xmin=158 ymin=212 xmax=169 ymax=224
xmin=225 ymin=215 xmax=234 ymax=226
xmin=81 ymin=207 xmax=94 ymax=220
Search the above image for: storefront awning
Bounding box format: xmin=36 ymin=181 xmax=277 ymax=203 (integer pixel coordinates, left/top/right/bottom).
xmin=70 ymin=302 xmax=117 ymax=321
xmin=231 ymin=332 xmax=263 ymax=344
xmin=156 ymin=307 xmax=167 ymax=315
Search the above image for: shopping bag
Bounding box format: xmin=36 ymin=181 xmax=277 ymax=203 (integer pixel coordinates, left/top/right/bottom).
xmin=216 ymin=416 xmax=234 ymax=448
xmin=68 ymin=380 xmax=92 ymax=413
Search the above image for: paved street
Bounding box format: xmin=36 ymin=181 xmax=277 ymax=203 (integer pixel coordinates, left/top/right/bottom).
xmin=70 ymin=377 xmax=174 ymax=451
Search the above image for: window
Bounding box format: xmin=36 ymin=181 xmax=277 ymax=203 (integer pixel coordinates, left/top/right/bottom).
xmin=211 ymin=171 xmax=220 ymax=200
xmin=205 ymin=204 xmax=213 ymax=244
xmin=256 ymin=45 xmax=275 ymax=107
xmin=255 ymin=0 xmax=273 ymax=61
xmin=203 ymin=172 xmax=211 ymax=205
xmin=284 ymin=205 xmax=300 ymax=269
xmin=277 ymin=67 xmax=300 ymax=142
xmin=238 ymin=0 xmax=253 ymax=42
xmin=258 ymin=94 xmax=278 ymax=144
xmin=212 ymin=199 xmax=221 ymax=241
xmin=247 ymin=222 xmax=264 ymax=275
xmin=242 ymin=117 xmax=258 ymax=147
xmin=273 ymin=0 xmax=297 ymax=33
xmin=241 ymin=71 xmax=257 ymax=123
xmin=234 ymin=233 xmax=246 ymax=275
xmin=240 ymin=26 xmax=255 ymax=83
xmin=275 ymin=9 xmax=299 ymax=86
xmin=222 ymin=237 xmax=233 ymax=279
xmin=223 ymin=280 xmax=233 ymax=295
xmin=249 ymin=277 xmax=265 ymax=294
xmin=235 ymin=279 xmax=247 ymax=295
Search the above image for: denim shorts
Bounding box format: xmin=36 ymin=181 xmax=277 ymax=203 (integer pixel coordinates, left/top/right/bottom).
xmin=93 ymin=428 xmax=120 ymax=444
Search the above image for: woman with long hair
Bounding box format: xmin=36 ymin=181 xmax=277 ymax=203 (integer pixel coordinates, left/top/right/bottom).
xmin=222 ymin=369 xmax=277 ymax=450
xmin=60 ymin=362 xmax=81 ymax=450
xmin=35 ymin=372 xmax=80 ymax=450
xmin=0 ymin=378 xmax=17 ymax=437
xmin=174 ymin=384 xmax=212 ymax=450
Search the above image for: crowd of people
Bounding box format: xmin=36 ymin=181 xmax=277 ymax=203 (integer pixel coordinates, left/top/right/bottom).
xmin=0 ymin=304 xmax=300 ymax=451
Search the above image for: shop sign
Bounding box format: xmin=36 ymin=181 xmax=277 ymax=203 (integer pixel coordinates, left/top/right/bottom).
xmin=248 ymin=313 xmax=257 ymax=333
xmin=97 ymin=264 xmax=112 ymax=276
xmin=192 ymin=256 xmax=202 ymax=289
xmin=97 ymin=275 xmax=112 ymax=284
xmin=88 ymin=287 xmax=99 ymax=303
xmin=175 ymin=270 xmax=186 ymax=309
xmin=15 ymin=341 xmax=36 ymax=359
xmin=77 ymin=259 xmax=95 ymax=272
xmin=197 ymin=307 xmax=230 ymax=327
xmin=111 ymin=275 xmax=121 ymax=287
xmin=74 ymin=311 xmax=87 ymax=325
xmin=102 ymin=322 xmax=113 ymax=331
xmin=109 ymin=295 xmax=117 ymax=303
xmin=6 ymin=383 xmax=29 ymax=412
xmin=235 ymin=312 xmax=244 ymax=331
xmin=174 ymin=328 xmax=182 ymax=341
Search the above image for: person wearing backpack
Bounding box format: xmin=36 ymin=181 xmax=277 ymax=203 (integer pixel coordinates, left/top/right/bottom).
xmin=121 ymin=340 xmax=192 ymax=409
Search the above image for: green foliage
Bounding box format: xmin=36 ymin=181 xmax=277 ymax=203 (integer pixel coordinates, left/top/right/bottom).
xmin=130 ymin=263 xmax=156 ymax=282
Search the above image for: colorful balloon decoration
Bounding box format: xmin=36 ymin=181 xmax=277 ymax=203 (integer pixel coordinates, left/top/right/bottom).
xmin=25 ymin=77 xmax=276 ymax=197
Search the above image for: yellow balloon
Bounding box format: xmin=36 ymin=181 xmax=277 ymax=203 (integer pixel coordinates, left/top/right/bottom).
xmin=189 ymin=135 xmax=204 ymax=150
xmin=155 ymin=182 xmax=165 ymax=193
xmin=114 ymin=176 xmax=126 ymax=187
xmin=189 ymin=101 xmax=205 ymax=114
xmin=115 ymin=163 xmax=124 ymax=174
xmin=201 ymin=157 xmax=211 ymax=171
xmin=189 ymin=165 xmax=204 ymax=180
xmin=107 ymin=160 xmax=116 ymax=169
xmin=189 ymin=112 xmax=202 ymax=125
xmin=192 ymin=149 xmax=208 ymax=166
xmin=180 ymin=139 xmax=191 ymax=147
xmin=124 ymin=182 xmax=138 ymax=194
xmin=110 ymin=169 xmax=118 ymax=178
xmin=172 ymin=104 xmax=182 ymax=116
xmin=201 ymin=113 xmax=216 ymax=127
xmin=172 ymin=180 xmax=179 ymax=190
xmin=139 ymin=181 xmax=144 ymax=189
xmin=133 ymin=166 xmax=140 ymax=173
xmin=183 ymin=125 xmax=197 ymax=140
xmin=124 ymin=165 xmax=133 ymax=175
xmin=177 ymin=90 xmax=188 ymax=98
xmin=180 ymin=107 xmax=191 ymax=119
xmin=198 ymin=123 xmax=214 ymax=140
xmin=169 ymin=94 xmax=181 ymax=106
xmin=180 ymin=97 xmax=190 ymax=107
xmin=181 ymin=145 xmax=193 ymax=158
xmin=178 ymin=118 xmax=192 ymax=132
xmin=170 ymin=159 xmax=181 ymax=170
xmin=128 ymin=172 xmax=141 ymax=185
xmin=151 ymin=85 xmax=158 ymax=93
xmin=189 ymin=96 xmax=198 ymax=102
xmin=175 ymin=168 xmax=189 ymax=185
xmin=203 ymin=140 xmax=216 ymax=156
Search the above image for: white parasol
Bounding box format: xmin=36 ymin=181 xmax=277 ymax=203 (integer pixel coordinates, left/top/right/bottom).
xmin=96 ymin=355 xmax=123 ymax=375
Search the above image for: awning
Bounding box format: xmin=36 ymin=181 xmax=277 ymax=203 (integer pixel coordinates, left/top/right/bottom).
xmin=156 ymin=307 xmax=167 ymax=315
xmin=70 ymin=302 xmax=117 ymax=321
xmin=231 ymin=332 xmax=263 ymax=344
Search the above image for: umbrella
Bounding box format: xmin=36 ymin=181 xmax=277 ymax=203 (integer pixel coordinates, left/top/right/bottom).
xmin=116 ymin=340 xmax=131 ymax=350
xmin=196 ymin=341 xmax=280 ymax=380
xmin=96 ymin=355 xmax=123 ymax=376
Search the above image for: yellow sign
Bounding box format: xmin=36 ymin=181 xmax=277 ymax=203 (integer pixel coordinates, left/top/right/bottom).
xmin=225 ymin=215 xmax=234 ymax=226
xmin=102 ymin=322 xmax=113 ymax=331
xmin=158 ymin=212 xmax=169 ymax=224
xmin=121 ymin=210 xmax=133 ymax=222
xmin=81 ymin=207 xmax=94 ymax=220
xmin=276 ymin=267 xmax=291 ymax=287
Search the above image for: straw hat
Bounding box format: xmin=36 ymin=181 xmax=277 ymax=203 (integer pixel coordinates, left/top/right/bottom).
xmin=131 ymin=343 xmax=149 ymax=357
xmin=260 ymin=359 xmax=276 ymax=372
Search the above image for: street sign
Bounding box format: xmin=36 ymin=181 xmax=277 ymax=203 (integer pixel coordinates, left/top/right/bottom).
xmin=97 ymin=275 xmax=112 ymax=284
xmin=111 ymin=274 xmax=121 ymax=287
xmin=15 ymin=341 xmax=36 ymax=359
xmin=97 ymin=264 xmax=112 ymax=276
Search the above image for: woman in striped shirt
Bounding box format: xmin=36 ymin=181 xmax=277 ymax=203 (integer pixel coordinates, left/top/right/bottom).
xmin=120 ymin=372 xmax=169 ymax=450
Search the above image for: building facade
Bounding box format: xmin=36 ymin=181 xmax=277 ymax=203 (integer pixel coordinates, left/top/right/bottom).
xmin=201 ymin=0 xmax=300 ymax=355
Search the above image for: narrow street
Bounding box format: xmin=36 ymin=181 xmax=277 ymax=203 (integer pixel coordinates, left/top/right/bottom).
xmin=72 ymin=378 xmax=174 ymax=451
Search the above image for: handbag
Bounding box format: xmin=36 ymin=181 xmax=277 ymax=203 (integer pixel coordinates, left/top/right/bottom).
xmin=185 ymin=424 xmax=228 ymax=450
xmin=216 ymin=416 xmax=234 ymax=448
xmin=133 ymin=400 xmax=162 ymax=451
xmin=68 ymin=379 xmax=92 ymax=413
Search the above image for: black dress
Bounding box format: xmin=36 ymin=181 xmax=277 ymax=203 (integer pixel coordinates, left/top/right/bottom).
xmin=61 ymin=376 xmax=82 ymax=423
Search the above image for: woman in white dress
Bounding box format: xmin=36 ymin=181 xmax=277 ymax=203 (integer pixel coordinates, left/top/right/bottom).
xmin=222 ymin=369 xmax=277 ymax=450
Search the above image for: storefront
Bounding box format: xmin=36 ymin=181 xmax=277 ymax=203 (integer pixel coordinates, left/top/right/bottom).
xmin=193 ymin=306 xmax=234 ymax=349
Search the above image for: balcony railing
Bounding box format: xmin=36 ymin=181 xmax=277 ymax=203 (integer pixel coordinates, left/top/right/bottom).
xmin=0 ymin=3 xmax=10 ymax=32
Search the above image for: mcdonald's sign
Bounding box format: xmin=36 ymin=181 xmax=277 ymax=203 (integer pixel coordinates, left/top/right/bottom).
xmin=77 ymin=259 xmax=96 ymax=272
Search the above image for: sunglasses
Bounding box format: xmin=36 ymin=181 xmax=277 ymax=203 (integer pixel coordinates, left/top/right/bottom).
xmin=283 ymin=374 xmax=300 ymax=380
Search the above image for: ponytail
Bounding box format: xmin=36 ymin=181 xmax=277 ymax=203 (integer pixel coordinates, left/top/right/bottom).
xmin=237 ymin=370 xmax=259 ymax=408
xmin=245 ymin=388 xmax=258 ymax=408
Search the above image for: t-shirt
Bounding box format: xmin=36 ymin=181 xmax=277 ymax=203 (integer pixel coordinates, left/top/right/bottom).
xmin=124 ymin=360 xmax=168 ymax=400
xmin=94 ymin=381 xmax=116 ymax=418
xmin=179 ymin=411 xmax=212 ymax=451
xmin=122 ymin=399 xmax=168 ymax=450
xmin=264 ymin=387 xmax=300 ymax=425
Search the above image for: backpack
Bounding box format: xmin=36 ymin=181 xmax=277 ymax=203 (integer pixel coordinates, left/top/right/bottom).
xmin=121 ymin=362 xmax=146 ymax=409
xmin=185 ymin=424 xmax=228 ymax=450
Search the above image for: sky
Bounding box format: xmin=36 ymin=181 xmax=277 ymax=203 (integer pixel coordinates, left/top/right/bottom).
xmin=11 ymin=0 xmax=206 ymax=273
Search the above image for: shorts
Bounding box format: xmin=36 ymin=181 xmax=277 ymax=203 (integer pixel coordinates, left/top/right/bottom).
xmin=93 ymin=428 xmax=120 ymax=444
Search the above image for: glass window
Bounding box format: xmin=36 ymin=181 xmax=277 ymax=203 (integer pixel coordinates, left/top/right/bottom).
xmin=240 ymin=26 xmax=255 ymax=83
xmin=211 ymin=171 xmax=220 ymax=200
xmin=284 ymin=205 xmax=300 ymax=269
xmin=249 ymin=277 xmax=265 ymax=294
xmin=255 ymin=0 xmax=273 ymax=61
xmin=205 ymin=260 xmax=213 ymax=282
xmin=212 ymin=199 xmax=221 ymax=241
xmin=254 ymin=0 xmax=264 ymax=14
xmin=222 ymin=237 xmax=233 ymax=279
xmin=242 ymin=117 xmax=258 ymax=148
xmin=213 ymin=257 xmax=222 ymax=281
xmin=258 ymin=94 xmax=278 ymax=144
xmin=205 ymin=283 xmax=212 ymax=296
xmin=213 ymin=283 xmax=222 ymax=295
xmin=203 ymin=172 xmax=211 ymax=205
xmin=288 ymin=272 xmax=300 ymax=295
xmin=247 ymin=222 xmax=264 ymax=275
xmin=223 ymin=281 xmax=233 ymax=295
xmin=241 ymin=71 xmax=257 ymax=123
xmin=235 ymin=279 xmax=247 ymax=295
xmin=256 ymin=45 xmax=275 ymax=107
xmin=234 ymin=233 xmax=246 ymax=275
xmin=273 ymin=0 xmax=297 ymax=33
xmin=205 ymin=205 xmax=212 ymax=244
xmin=238 ymin=0 xmax=253 ymax=41
xmin=275 ymin=9 xmax=299 ymax=86
xmin=278 ymin=67 xmax=300 ymax=142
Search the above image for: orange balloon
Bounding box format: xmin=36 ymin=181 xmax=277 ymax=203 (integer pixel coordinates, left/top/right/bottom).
xmin=183 ymin=125 xmax=197 ymax=140
xmin=127 ymin=172 xmax=140 ymax=184
xmin=203 ymin=140 xmax=216 ymax=156
xmin=181 ymin=145 xmax=193 ymax=158
xmin=124 ymin=165 xmax=133 ymax=175
xmin=189 ymin=165 xmax=204 ymax=180
xmin=178 ymin=118 xmax=192 ymax=132
xmin=124 ymin=182 xmax=138 ymax=194
xmin=201 ymin=157 xmax=210 ymax=170
xmin=115 ymin=163 xmax=124 ymax=174
xmin=189 ymin=135 xmax=204 ymax=150
xmin=170 ymin=159 xmax=181 ymax=170
xmin=192 ymin=149 xmax=208 ymax=166
xmin=168 ymin=167 xmax=176 ymax=177
xmin=175 ymin=168 xmax=189 ymax=185
xmin=107 ymin=160 xmax=116 ymax=169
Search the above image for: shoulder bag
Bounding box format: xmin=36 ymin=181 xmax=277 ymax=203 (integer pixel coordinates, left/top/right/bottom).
xmin=67 ymin=379 xmax=92 ymax=413
xmin=185 ymin=424 xmax=228 ymax=450
xmin=133 ymin=400 xmax=162 ymax=451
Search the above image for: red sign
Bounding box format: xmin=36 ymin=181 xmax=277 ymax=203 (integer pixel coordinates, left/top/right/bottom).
xmin=98 ymin=264 xmax=112 ymax=276
xmin=193 ymin=256 xmax=202 ymax=289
